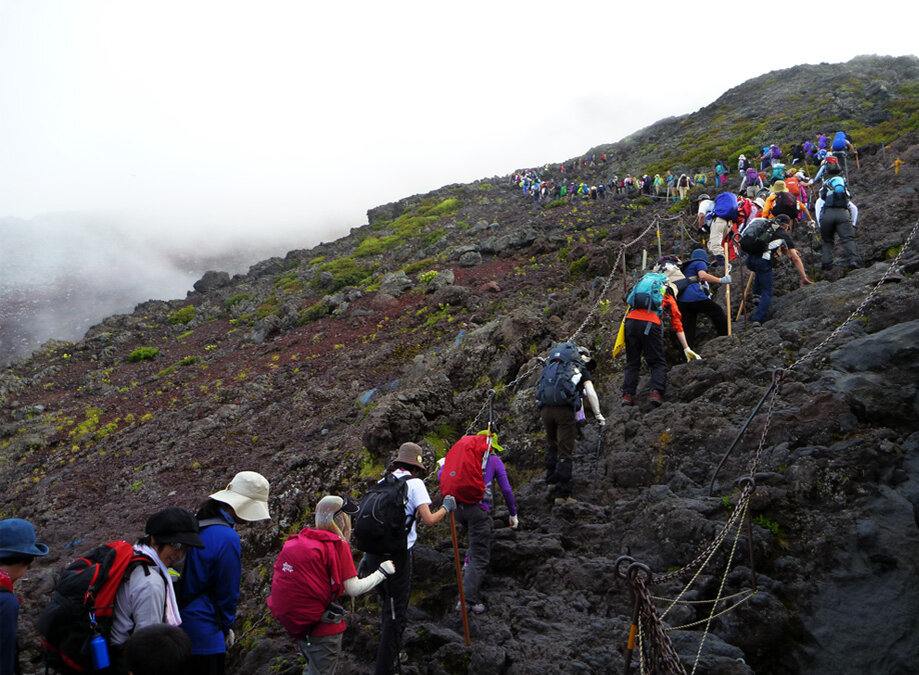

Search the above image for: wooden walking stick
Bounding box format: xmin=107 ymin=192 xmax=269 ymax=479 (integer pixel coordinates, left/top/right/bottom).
xmin=450 ymin=512 xmax=472 ymax=646
xmin=723 ymin=242 xmax=732 ymax=336
xmin=736 ymin=271 xmax=755 ymax=321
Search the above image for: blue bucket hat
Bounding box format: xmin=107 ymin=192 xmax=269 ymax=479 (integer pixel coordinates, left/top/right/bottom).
xmin=691 ymin=249 xmax=708 ymax=263
xmin=0 ymin=518 xmax=49 ymax=558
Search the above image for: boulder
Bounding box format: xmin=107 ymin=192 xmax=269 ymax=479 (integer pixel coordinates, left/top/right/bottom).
xmin=458 ymin=250 xmax=483 ymax=267
xmin=379 ymin=271 xmax=413 ymax=297
xmin=192 ymin=270 xmax=231 ymax=293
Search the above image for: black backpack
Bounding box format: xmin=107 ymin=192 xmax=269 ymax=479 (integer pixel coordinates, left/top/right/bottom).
xmin=771 ymin=191 xmax=798 ymax=219
xmin=536 ymin=342 xmax=582 ymax=410
xmin=739 ymin=218 xmax=779 ymax=255
xmin=352 ymin=474 xmax=412 ymax=556
xmin=38 ymin=541 xmax=156 ymax=674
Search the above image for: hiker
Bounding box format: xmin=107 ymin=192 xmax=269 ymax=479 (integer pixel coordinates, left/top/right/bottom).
xmin=740 ymin=215 xmax=813 ymax=325
xmin=803 ymin=138 xmax=816 ymax=162
xmin=109 ymin=508 xmax=205 ymax=673
xmin=356 ymin=443 xmax=455 ymax=675
xmin=817 ymin=132 xmax=828 ymax=151
xmin=830 ymin=130 xmax=857 ymax=176
xmin=890 ymin=157 xmax=904 ymax=175
xmin=695 ymin=194 xmax=713 ymax=231
xmin=790 ymin=143 xmax=804 ymax=166
xmin=694 ymin=170 xmax=707 ymax=187
xmin=653 ymin=173 xmax=664 ymax=196
xmin=268 ymin=495 xmax=395 ymax=675
xmin=705 ymin=192 xmax=740 ymax=267
xmin=809 ymin=154 xmax=840 ymax=184
xmin=0 ymin=518 xmax=49 ymax=675
xmin=677 ymin=174 xmax=690 ymax=200
xmin=125 ymin=625 xmax=192 ymax=675
xmin=760 ymin=146 xmax=773 ymax=170
xmin=740 ymin=166 xmax=763 ymax=197
xmin=665 ymin=171 xmax=676 ymax=201
xmin=815 ymin=163 xmax=860 ymax=271
xmin=437 ymin=430 xmax=519 ymax=615
xmin=621 ymin=272 xmax=700 ymax=407
xmin=669 ymin=250 xmax=731 ymax=346
xmin=762 ymin=181 xmax=814 ymax=232
xmin=179 ymin=471 xmax=272 ymax=675
xmin=536 ymin=342 xmax=604 ymax=498
xmin=769 ymin=160 xmax=787 ymax=185
xmin=714 ymin=160 xmax=728 ymax=187
xmin=737 ymin=154 xmax=749 ymax=175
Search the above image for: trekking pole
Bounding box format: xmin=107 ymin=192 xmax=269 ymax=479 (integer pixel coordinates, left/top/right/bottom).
xmin=450 ymin=512 xmax=472 ymax=646
xmin=655 ymin=223 xmax=662 ymax=258
xmin=723 ymin=242 xmax=732 ymax=336
xmin=641 ymin=249 xmax=647 ymax=271
xmin=736 ymin=272 xmax=754 ymax=322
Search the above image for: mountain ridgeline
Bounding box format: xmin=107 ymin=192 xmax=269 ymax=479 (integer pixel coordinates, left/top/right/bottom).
xmin=2 ymin=55 xmax=919 ymax=674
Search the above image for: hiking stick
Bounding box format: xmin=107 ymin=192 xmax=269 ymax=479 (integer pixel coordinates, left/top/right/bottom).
xmin=855 ymin=152 xmax=860 ymax=170
xmin=641 ymin=249 xmax=647 ymax=271
xmin=736 ymin=272 xmax=754 ymax=322
xmin=656 ymin=223 xmax=662 ymax=258
xmin=450 ymin=513 xmax=472 ymax=646
xmin=723 ymin=243 xmax=732 ymax=336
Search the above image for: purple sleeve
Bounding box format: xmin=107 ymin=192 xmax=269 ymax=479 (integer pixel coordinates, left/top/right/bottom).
xmin=487 ymin=456 xmax=517 ymax=516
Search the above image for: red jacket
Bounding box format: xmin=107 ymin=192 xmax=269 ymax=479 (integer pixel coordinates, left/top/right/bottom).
xmin=627 ymin=293 xmax=684 ymax=333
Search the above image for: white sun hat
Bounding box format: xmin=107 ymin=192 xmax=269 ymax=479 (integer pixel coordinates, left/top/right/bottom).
xmin=210 ymin=471 xmax=271 ymax=521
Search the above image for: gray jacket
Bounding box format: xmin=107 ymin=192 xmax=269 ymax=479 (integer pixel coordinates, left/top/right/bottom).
xmin=110 ymin=563 xmax=167 ymax=646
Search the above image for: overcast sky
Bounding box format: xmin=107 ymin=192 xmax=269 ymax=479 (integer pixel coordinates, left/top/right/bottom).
xmin=0 ymin=0 xmax=915 ymax=248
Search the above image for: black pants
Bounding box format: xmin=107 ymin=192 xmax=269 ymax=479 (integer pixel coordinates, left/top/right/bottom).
xmin=677 ymin=299 xmax=728 ymax=346
xmin=622 ymin=319 xmax=667 ymax=395
xmin=360 ymin=549 xmax=412 ymax=675
xmin=188 ymin=654 xmax=225 ymax=675
xmin=456 ymin=503 xmax=493 ymax=603
xmin=540 ymin=405 xmax=576 ymax=483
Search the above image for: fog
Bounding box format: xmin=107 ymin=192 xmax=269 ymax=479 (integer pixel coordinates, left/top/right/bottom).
xmin=1 ymin=1 xmax=914 ymax=364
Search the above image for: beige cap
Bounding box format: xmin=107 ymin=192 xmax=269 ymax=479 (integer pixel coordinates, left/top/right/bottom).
xmin=391 ymin=442 xmax=425 ymax=471
xmin=210 ymin=471 xmax=271 ymax=521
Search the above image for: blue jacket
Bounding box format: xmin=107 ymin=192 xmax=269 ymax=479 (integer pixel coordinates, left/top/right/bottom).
xmin=178 ymin=511 xmax=241 ymax=655
xmin=680 ymin=259 xmax=711 ymax=303
xmin=0 ymin=590 xmax=18 ymax=675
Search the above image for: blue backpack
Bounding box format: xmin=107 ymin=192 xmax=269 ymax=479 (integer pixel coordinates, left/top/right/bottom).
xmin=831 ymin=131 xmax=847 ymax=152
xmin=771 ymin=163 xmax=787 ymax=181
xmin=627 ymin=272 xmax=668 ymax=315
xmin=822 ymin=176 xmax=849 ymax=208
xmin=711 ymin=192 xmax=739 ymax=221
xmin=536 ymin=342 xmax=582 ymax=410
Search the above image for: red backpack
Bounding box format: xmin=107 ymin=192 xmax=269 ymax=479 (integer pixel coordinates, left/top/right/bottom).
xmin=38 ymin=541 xmax=155 ymax=674
xmin=267 ymin=529 xmax=347 ymax=639
xmin=439 ymin=435 xmax=491 ymax=505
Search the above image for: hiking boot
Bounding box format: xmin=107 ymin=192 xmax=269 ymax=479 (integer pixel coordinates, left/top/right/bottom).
xmin=621 ymin=393 xmax=636 ymax=406
xmin=649 ymin=390 xmax=664 ymax=407
xmin=468 ymin=602 xmax=486 ymax=615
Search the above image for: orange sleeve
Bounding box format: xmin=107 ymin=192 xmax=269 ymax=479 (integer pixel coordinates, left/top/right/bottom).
xmin=762 ymin=194 xmax=775 ymax=218
xmin=664 ymin=294 xmax=683 ymax=333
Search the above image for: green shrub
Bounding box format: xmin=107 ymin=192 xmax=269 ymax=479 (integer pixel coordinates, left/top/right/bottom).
xmin=225 ymin=292 xmax=251 ymax=310
xmin=402 ymin=257 xmax=438 ymax=274
xmin=355 ymin=235 xmax=400 ymax=257
xmin=545 ymin=198 xmax=566 ymax=209
xmin=298 ymin=301 xmax=330 ymax=325
xmin=314 ymin=257 xmax=374 ymax=292
xmin=127 ymin=347 xmax=160 ymax=362
xmin=167 ymin=305 xmax=196 ymax=325
xmin=418 ymin=270 xmax=439 ymax=284
xmin=178 ymin=356 xmax=198 ymax=367
xmin=274 ymin=271 xmax=304 ymax=293
xmin=256 ymin=296 xmax=280 ymax=319
xmin=421 ymin=197 xmax=460 ymax=217
xmin=568 ymin=256 xmax=590 ymax=279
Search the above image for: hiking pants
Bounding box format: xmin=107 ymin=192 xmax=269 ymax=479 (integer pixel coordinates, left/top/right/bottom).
xmin=677 ymin=299 xmax=728 ymax=346
xmin=300 ymin=633 xmax=342 ymax=675
xmin=540 ymin=405 xmax=577 ymax=481
xmin=678 ymin=186 xmax=688 ymax=200
xmin=456 ymin=503 xmax=493 ymax=604
xmin=707 ymin=218 xmax=731 ymax=263
xmin=746 ymin=255 xmax=774 ymax=323
xmin=360 ymin=549 xmax=412 ymax=675
xmin=622 ymin=319 xmax=667 ymax=396
xmin=820 ymin=207 xmax=859 ymax=268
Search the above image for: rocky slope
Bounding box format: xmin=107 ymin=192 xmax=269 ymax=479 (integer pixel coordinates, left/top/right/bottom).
xmin=2 ymin=56 xmax=918 ymax=674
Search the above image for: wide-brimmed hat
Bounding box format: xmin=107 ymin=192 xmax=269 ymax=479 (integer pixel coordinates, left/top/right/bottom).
xmin=754 ymin=197 xmax=766 ymax=209
xmin=0 ymin=518 xmax=49 ymax=558
xmin=145 ymin=508 xmax=204 ymax=548
xmin=210 ymin=471 xmax=271 ymax=522
xmin=391 ymin=442 xmax=425 ymax=471
xmin=771 ymin=180 xmax=788 ymax=193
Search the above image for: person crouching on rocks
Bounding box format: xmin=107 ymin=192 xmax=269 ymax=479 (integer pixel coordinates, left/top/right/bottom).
xmin=621 ymin=271 xmax=701 ymax=408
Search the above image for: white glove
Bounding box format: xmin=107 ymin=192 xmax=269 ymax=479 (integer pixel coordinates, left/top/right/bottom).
xmin=509 ymin=515 xmax=519 ymax=529
xmin=225 ymin=629 xmax=236 ymax=649
xmin=720 ymin=275 xmax=732 ymax=284
xmin=379 ymin=560 xmax=396 ymax=577
xmin=596 ymin=414 xmax=606 ymax=426
xmin=684 ymin=348 xmax=702 ymax=362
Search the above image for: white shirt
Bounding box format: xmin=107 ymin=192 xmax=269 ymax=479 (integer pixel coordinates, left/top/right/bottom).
xmin=389 ymin=468 xmax=432 ymax=549
xmin=697 ymin=199 xmax=714 ymax=216
xmin=815 ymin=198 xmax=858 ymax=228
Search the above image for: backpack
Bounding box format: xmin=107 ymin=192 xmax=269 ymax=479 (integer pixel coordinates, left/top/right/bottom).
xmin=771 ymin=163 xmax=786 ymax=181
xmin=712 ymin=192 xmax=738 ymax=221
xmin=536 ymin=342 xmax=582 ymax=409
xmin=785 ymin=175 xmax=801 ymax=197
xmin=745 ymin=167 xmax=759 ymax=185
xmin=831 ymin=131 xmax=847 ymax=152
xmin=771 ymin=145 xmax=782 ymax=159
xmin=352 ymin=473 xmax=412 ymax=556
xmin=739 ymin=218 xmax=779 ymax=255
xmin=821 ymin=176 xmax=849 ymax=208
xmin=439 ymin=434 xmax=491 ymax=505
xmin=267 ymin=529 xmax=344 ymax=640
xmin=771 ymin=190 xmax=798 ymax=219
xmin=627 ymin=272 xmax=668 ymax=315
xmin=38 ymin=541 xmax=155 ymax=674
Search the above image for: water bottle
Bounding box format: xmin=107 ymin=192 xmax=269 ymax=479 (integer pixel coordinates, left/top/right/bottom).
xmin=89 ymin=633 xmax=110 ymax=670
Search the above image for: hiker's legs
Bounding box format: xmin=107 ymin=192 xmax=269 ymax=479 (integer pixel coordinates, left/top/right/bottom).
xmin=748 ymin=257 xmax=773 ymax=323
xmin=699 ymin=299 xmax=728 ymax=336
xmin=300 ymin=633 xmax=342 ymax=675
xmin=642 ymin=323 xmax=668 ymax=395
xmin=677 ymin=302 xmax=700 ymax=347
xmin=540 ymin=407 xmax=559 ymax=480
xmin=820 ymin=213 xmax=838 ymax=268
xmin=835 ymin=211 xmax=859 ymax=267
xmin=707 ymin=218 xmax=729 ymax=264
xmin=622 ymin=319 xmax=644 ymax=395
xmin=367 ymin=549 xmax=411 ymax=675
xmin=458 ymin=503 xmax=492 ymax=604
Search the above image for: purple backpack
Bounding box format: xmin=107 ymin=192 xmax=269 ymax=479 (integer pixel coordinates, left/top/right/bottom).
xmin=746 ymin=168 xmax=759 ymax=184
